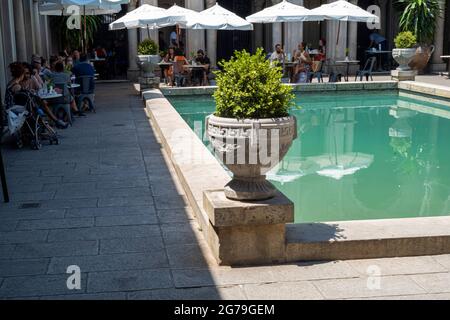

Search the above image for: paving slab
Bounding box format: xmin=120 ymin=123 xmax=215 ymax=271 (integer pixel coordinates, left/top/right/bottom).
xmin=243 ymin=281 xmax=323 ymax=300
xmin=312 ymin=275 xmax=426 ymax=299
xmin=87 ymin=269 xmax=173 ymax=293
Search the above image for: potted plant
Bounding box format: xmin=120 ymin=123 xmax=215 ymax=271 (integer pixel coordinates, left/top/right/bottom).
xmin=392 ymin=31 xmax=417 ymax=71
xmin=137 ymin=39 xmax=160 ymax=77
xmin=395 ymin=0 xmax=441 ymax=70
xmin=206 ymin=49 xmax=297 ymax=201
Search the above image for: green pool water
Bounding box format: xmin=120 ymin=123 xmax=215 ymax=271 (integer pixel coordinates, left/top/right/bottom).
xmin=168 ymin=91 xmax=450 ymax=223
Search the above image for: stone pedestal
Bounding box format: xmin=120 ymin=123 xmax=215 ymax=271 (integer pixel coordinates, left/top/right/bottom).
xmin=391 ymin=70 xmax=416 ymax=81
xmin=139 ymin=76 xmax=160 ymax=90
xmin=203 ymin=189 xmax=294 ymax=265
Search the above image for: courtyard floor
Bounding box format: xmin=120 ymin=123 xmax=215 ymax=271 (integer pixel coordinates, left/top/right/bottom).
xmin=0 ymin=82 xmax=450 ymax=300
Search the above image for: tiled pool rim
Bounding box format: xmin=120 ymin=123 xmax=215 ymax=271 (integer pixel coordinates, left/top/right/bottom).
xmin=142 ymin=81 xmax=450 ymax=266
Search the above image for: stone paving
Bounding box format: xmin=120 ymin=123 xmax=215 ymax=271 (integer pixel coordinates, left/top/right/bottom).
xmin=0 ymin=83 xmax=450 ymax=300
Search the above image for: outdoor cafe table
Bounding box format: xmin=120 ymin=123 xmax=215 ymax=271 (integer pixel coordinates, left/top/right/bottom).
xmin=335 ymin=60 xmax=360 ymax=82
xmin=441 ymin=55 xmax=450 ymax=78
xmin=283 ymin=61 xmax=298 ymax=83
xmin=38 ymin=92 xmax=62 ymax=100
xmin=366 ymin=49 xmax=392 ymax=71
xmin=158 ymin=62 xmax=173 ymax=82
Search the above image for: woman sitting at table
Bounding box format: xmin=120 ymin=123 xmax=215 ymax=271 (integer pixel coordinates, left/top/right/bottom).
xmin=163 ymin=47 xmax=176 ymax=86
xmin=6 ymin=62 xmax=68 ymax=129
xmin=293 ymin=43 xmax=312 ymax=83
xmin=49 ymin=62 xmax=85 ymax=117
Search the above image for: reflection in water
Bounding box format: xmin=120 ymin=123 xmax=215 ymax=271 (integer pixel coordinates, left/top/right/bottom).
xmin=170 ymin=92 xmax=450 ymax=223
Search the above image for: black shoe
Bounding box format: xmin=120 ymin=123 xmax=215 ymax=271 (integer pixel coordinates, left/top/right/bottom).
xmin=77 ymin=111 xmax=87 ymax=117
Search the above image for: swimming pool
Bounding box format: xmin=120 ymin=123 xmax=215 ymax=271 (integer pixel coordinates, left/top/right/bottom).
xmin=168 ymin=91 xmax=450 ymax=223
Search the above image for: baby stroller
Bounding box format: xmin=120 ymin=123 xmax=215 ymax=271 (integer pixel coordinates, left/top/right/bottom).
xmin=7 ymin=91 xmax=59 ymax=150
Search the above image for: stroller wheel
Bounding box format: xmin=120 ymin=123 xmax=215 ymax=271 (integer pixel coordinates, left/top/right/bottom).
xmin=31 ymin=139 xmax=42 ymax=150
xmin=15 ymin=134 xmax=24 ymax=149
xmin=53 ymin=137 xmax=59 ymax=145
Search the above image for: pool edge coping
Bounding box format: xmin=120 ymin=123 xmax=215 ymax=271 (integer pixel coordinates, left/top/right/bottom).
xmin=142 ymin=82 xmax=450 ymax=265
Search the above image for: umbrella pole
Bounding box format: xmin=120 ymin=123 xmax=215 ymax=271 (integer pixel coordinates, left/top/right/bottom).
xmin=83 ymin=6 xmax=87 ymax=53
xmin=336 ymin=20 xmax=340 ymax=46
xmin=147 ymin=24 xmax=151 ymax=39
xmin=282 ymin=22 xmax=285 ymax=50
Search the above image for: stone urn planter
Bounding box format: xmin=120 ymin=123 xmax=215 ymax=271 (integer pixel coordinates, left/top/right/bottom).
xmin=136 ymin=54 xmax=161 ymax=77
xmin=392 ymin=48 xmax=416 ymax=71
xmin=206 ymin=115 xmax=297 ymax=201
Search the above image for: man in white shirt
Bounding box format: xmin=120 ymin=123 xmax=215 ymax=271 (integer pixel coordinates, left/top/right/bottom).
xmin=269 ymin=44 xmax=285 ymax=64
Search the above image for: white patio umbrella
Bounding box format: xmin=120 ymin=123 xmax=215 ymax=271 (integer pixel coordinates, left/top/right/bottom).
xmin=162 ymin=4 xmax=200 ymax=47
xmin=45 ymin=0 xmax=130 ymax=52
xmin=246 ymin=0 xmax=322 ymax=23
xmin=109 ymin=4 xmax=178 ymax=31
xmin=309 ymin=0 xmax=379 ymax=45
xmin=39 ymin=2 xmax=122 ymax=16
xmin=246 ymin=0 xmax=323 ymax=48
xmin=183 ymin=3 xmax=253 ymax=31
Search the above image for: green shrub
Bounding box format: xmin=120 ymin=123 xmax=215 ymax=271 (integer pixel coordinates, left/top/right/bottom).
xmin=213 ymin=48 xmax=294 ymax=119
xmin=138 ymin=39 xmax=158 ymax=55
xmin=394 ymin=31 xmax=417 ymax=48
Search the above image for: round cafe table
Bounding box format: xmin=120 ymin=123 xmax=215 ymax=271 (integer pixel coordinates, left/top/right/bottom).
xmin=38 ymin=92 xmax=62 ymax=100
xmin=335 ymin=60 xmax=360 ymax=82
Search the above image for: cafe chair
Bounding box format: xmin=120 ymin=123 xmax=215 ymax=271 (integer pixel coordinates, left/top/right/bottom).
xmin=355 ymin=57 xmax=376 ymax=81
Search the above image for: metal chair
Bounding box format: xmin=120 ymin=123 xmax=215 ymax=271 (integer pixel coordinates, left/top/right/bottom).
xmin=355 ymin=57 xmax=376 ymax=81
xmin=52 ymin=83 xmax=73 ymax=125
xmin=308 ymin=60 xmax=324 ymax=83
xmin=76 ymin=76 xmax=96 ymax=112
xmin=173 ymin=61 xmax=189 ymax=87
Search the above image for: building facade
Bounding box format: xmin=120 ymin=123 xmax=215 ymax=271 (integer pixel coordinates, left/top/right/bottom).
xmin=1 ymin=0 xmax=449 ymax=93
xmin=0 ymin=0 xmax=56 ymax=96
xmin=129 ymin=0 xmax=450 ymax=75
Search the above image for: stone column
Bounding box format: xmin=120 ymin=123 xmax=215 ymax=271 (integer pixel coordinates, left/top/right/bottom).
xmin=13 ymin=0 xmax=28 ymax=62
xmin=326 ymin=0 xmax=347 ymax=61
xmin=285 ymin=0 xmax=304 ymax=58
xmin=139 ymin=0 xmax=158 ymax=44
xmin=206 ymin=0 xmax=217 ymax=67
xmin=272 ymin=0 xmax=282 ymax=49
xmin=431 ymin=0 xmax=447 ymax=72
xmin=348 ymin=0 xmax=358 ymax=60
xmin=32 ymin=0 xmax=43 ymax=55
xmin=253 ymin=0 xmax=265 ymax=51
xmin=185 ymin=0 xmax=205 ymax=58
xmin=127 ymin=0 xmax=140 ymax=81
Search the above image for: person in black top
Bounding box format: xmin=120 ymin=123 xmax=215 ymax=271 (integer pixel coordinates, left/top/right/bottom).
xmin=192 ymin=50 xmax=210 ymax=86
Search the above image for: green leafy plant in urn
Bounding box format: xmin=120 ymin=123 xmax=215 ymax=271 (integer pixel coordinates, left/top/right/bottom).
xmin=137 ymin=39 xmax=160 ymax=77
xmin=206 ymin=49 xmax=297 ymax=201
xmin=392 ymin=31 xmax=417 ymax=71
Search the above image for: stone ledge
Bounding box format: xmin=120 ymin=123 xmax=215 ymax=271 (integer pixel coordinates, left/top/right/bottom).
xmin=203 ymin=189 xmax=294 ymax=227
xmin=399 ymin=81 xmax=450 ymax=99
xmin=286 ymin=216 xmax=450 ymax=261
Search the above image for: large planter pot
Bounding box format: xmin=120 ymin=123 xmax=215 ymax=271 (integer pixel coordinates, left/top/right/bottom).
xmin=136 ymin=54 xmax=161 ymax=77
xmin=206 ymin=115 xmax=297 ymax=201
xmin=392 ymin=48 xmax=416 ymax=71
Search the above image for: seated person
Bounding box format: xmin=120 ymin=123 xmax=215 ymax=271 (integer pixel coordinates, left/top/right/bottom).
xmin=163 ymin=47 xmax=176 ymax=86
xmin=269 ymin=44 xmax=285 ymax=65
xmin=192 ymin=50 xmax=210 ymax=86
xmin=32 ymin=55 xmax=52 ymax=81
xmin=293 ymin=43 xmax=312 ymax=83
xmin=72 ymin=50 xmax=81 ymax=66
xmin=172 ymin=49 xmax=190 ymax=86
xmin=6 ymin=62 xmax=68 ymax=129
xmin=72 ymin=53 xmax=95 ymax=78
xmin=49 ymin=62 xmax=84 ymax=117
xmin=20 ymin=63 xmax=42 ymax=93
